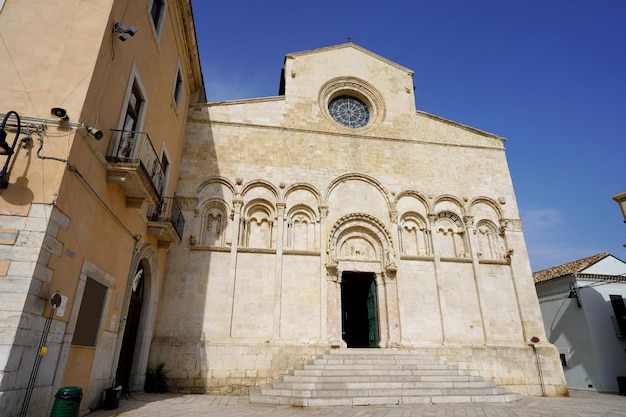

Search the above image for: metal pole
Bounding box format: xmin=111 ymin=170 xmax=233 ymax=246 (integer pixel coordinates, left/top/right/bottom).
xmin=532 ymin=343 xmax=546 ymax=397
xmin=19 ymin=303 xmax=57 ymax=417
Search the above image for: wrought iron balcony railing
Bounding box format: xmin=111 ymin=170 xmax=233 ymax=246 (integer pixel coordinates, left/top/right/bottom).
xmin=148 ymin=197 xmax=185 ymax=243
xmin=106 ymin=129 xmax=165 ymax=198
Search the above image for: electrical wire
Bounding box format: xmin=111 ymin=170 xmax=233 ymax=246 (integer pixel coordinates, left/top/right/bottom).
xmin=0 ymin=33 xmax=40 ymax=117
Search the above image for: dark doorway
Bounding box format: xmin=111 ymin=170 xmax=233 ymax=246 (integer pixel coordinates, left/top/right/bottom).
xmin=116 ymin=265 xmax=145 ymax=391
xmin=341 ymin=272 xmax=379 ymax=348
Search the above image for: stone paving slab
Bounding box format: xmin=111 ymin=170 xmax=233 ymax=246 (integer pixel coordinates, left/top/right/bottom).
xmin=87 ymin=390 xmax=626 ymax=417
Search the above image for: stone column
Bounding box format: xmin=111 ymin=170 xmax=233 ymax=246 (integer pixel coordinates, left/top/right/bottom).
xmin=384 ymin=269 xmax=401 ymax=346
xmin=318 ymin=205 xmax=329 ymax=344
xmin=326 ymin=265 xmax=343 ymax=348
xmin=228 ymin=198 xmax=243 ymax=337
xmin=375 ymin=272 xmax=389 ymax=347
xmin=428 ymin=213 xmax=446 ymax=344
xmin=502 ymin=218 xmax=547 ymax=343
xmin=464 ymin=215 xmax=487 ymax=344
xmin=273 ymin=203 xmax=285 ymax=339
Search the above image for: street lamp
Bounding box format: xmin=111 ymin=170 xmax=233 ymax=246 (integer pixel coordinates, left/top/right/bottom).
xmin=0 ymin=111 xmax=22 ymax=188
xmin=612 ymin=191 xmax=626 ymax=224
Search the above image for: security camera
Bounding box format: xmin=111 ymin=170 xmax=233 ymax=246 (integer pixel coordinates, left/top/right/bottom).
xmin=51 ymin=107 xmax=69 ymax=120
xmin=86 ymin=126 xmax=104 ymax=140
xmin=113 ymin=22 xmax=137 ymax=41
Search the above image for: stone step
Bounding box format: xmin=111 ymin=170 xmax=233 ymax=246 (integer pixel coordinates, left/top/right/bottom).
xmin=249 ymin=350 xmax=522 ymax=406
xmin=271 ymin=380 xmax=499 ymax=390
xmin=291 ymin=372 xmax=481 ymax=381
xmin=297 ymin=363 xmax=471 ymax=372
xmin=323 ymin=348 xmax=416 ymax=355
xmin=250 ymin=390 xmax=523 ymax=406
xmin=309 ymin=358 xmax=451 ymax=365
xmin=282 ymin=373 xmax=486 ymax=383
xmin=258 ymin=386 xmax=510 ymax=398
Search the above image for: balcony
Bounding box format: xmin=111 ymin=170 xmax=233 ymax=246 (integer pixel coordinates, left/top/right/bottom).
xmin=147 ymin=197 xmax=185 ymax=248
xmin=105 ymin=129 xmax=165 ymax=208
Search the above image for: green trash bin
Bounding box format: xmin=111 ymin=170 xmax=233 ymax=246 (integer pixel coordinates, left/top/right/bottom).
xmin=49 ymin=386 xmax=82 ymax=417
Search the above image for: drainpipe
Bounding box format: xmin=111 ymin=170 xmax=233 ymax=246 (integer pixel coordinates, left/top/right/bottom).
xmin=529 ymin=336 xmax=546 ymax=397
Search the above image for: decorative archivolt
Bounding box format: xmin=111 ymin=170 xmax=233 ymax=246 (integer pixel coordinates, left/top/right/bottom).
xmin=433 ymin=194 xmax=466 ymax=217
xmin=240 ymin=179 xmax=280 ymax=202
xmin=285 ymin=204 xmax=318 ymax=250
xmin=433 ymin=211 xmax=468 ymax=258
xmin=468 ymin=196 xmax=504 ymax=220
xmin=327 ymin=213 xmax=396 ymax=270
xmin=475 ymin=219 xmax=506 ymax=261
xmin=283 ymin=183 xmax=321 ymax=207
xmin=324 ymin=172 xmax=393 ymax=214
xmin=399 ymin=212 xmax=431 ymax=256
xmin=394 ymin=190 xmax=431 ymax=213
xmin=198 ymin=198 xmax=230 ymax=246
xmin=195 ymin=176 xmax=236 ymax=200
xmin=241 ymin=199 xmax=276 ymax=248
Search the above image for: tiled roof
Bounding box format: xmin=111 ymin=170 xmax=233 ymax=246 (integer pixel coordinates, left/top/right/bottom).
xmin=533 ymin=253 xmax=610 ymax=284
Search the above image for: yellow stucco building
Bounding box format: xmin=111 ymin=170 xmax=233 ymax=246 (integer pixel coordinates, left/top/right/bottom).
xmin=0 ymin=1 xmax=203 ymax=415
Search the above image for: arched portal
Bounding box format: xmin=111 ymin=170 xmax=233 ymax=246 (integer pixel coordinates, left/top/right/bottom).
xmin=326 ymin=214 xmax=400 ymax=348
xmin=116 ymin=263 xmax=144 ymax=390
xmin=114 ymin=244 xmax=159 ymax=391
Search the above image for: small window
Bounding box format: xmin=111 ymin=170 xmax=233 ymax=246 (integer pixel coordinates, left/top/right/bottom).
xmin=123 ymin=82 xmax=144 ymax=132
xmin=559 ymin=353 xmax=567 ymax=367
xmin=173 ymin=66 xmax=184 ymax=109
xmin=72 ymin=278 xmax=107 ymax=347
xmin=160 ymin=151 xmax=170 ymax=195
xmin=150 ymin=0 xmax=166 ymax=36
xmin=610 ymin=294 xmax=626 ymax=336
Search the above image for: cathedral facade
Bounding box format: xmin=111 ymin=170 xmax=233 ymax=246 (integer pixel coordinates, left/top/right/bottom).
xmin=150 ymin=44 xmax=567 ymax=396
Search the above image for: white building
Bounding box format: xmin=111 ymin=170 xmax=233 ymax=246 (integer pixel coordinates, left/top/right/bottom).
xmin=534 ymin=253 xmax=626 ymax=392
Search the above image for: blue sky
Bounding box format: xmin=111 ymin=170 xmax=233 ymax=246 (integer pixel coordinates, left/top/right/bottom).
xmin=191 ymin=0 xmax=626 ymax=271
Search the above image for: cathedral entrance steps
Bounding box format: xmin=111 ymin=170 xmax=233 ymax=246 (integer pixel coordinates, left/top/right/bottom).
xmin=249 ymin=349 xmax=522 ymax=406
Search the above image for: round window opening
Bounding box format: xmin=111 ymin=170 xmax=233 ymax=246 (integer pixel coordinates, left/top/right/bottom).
xmin=328 ymin=95 xmax=370 ymax=129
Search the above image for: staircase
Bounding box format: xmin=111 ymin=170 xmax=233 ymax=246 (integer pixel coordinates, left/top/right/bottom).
xmin=249 ymin=349 xmax=522 ymax=406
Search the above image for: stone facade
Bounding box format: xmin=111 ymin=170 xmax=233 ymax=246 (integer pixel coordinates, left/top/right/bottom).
xmin=150 ymin=44 xmax=567 ymax=396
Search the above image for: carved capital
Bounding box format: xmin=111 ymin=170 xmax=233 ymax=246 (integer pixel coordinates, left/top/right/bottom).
xmin=326 ymin=263 xmax=340 ymax=282
xmin=319 ymin=205 xmax=329 ymax=218
xmin=384 ymin=268 xmax=397 ymax=281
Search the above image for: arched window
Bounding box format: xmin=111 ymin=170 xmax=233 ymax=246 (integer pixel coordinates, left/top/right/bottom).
xmin=285 ymin=205 xmax=317 ymax=250
xmin=435 ymin=212 xmax=467 ymax=258
xmin=242 ymin=200 xmax=274 ymax=248
xmin=199 ymin=200 xmax=228 ymax=246
xmin=399 ymin=213 xmax=430 ymax=256
xmin=476 ymin=219 xmax=504 ymax=260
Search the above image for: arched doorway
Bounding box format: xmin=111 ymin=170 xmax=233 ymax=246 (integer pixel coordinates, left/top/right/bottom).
xmin=326 ymin=213 xmax=400 ymax=348
xmin=116 ymin=263 xmax=145 ymax=391
xmin=341 ymin=271 xmax=378 ymax=347
xmin=113 ymin=244 xmax=159 ymax=392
